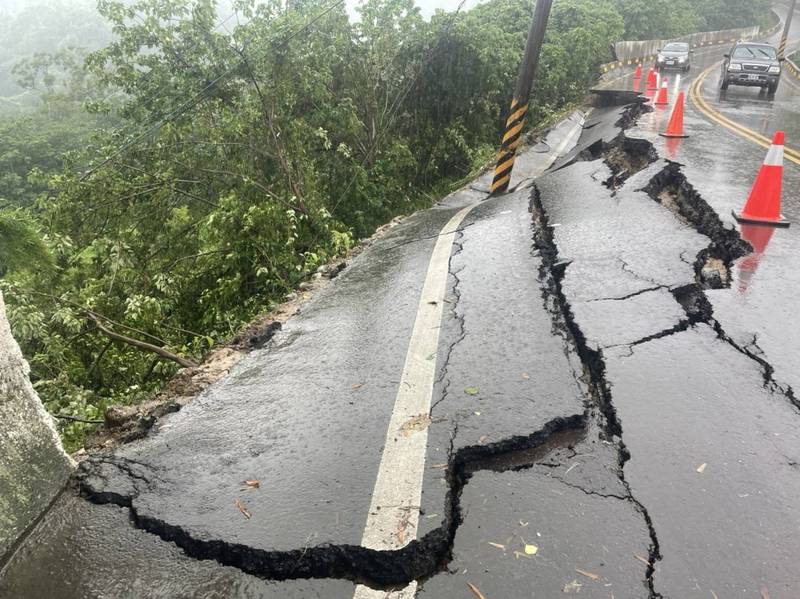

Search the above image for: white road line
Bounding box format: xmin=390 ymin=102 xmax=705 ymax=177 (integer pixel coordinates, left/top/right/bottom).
xmin=353 ymin=117 xmax=584 ymax=599
xmin=352 ymin=204 xmax=476 ymax=599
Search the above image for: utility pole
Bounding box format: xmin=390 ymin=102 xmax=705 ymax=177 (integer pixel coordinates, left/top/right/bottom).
xmin=490 ymin=0 xmax=554 ymax=196
xmin=779 ymin=0 xmax=797 ymax=59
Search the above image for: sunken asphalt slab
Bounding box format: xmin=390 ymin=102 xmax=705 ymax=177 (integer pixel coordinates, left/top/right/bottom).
xmin=531 ymin=98 xmax=800 ymax=597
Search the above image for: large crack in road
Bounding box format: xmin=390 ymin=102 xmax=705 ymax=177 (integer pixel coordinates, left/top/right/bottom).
xmin=530 ymin=182 xmax=663 ymax=598
xmin=77 ymin=413 xmax=591 ymax=589
xmin=533 ymin=98 xmax=800 ymax=597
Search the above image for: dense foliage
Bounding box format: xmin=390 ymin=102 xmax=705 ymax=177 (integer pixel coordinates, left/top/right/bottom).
xmin=613 ymin=0 xmax=774 ymax=40
xmin=0 ymin=0 xmax=774 ymax=449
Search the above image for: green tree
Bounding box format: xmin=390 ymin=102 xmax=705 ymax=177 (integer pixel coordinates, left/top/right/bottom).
xmin=0 ymin=210 xmax=53 ymax=275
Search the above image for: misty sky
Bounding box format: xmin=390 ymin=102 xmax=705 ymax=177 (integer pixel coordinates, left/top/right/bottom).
xmin=0 ymin=0 xmax=487 ymax=21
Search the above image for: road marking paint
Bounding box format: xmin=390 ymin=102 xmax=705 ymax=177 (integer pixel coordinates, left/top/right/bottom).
xmin=352 ymin=203 xmax=477 ymax=599
xmin=601 ymin=41 xmax=736 ymax=88
xmin=352 ymin=118 xmax=584 ymax=599
xmin=689 ymin=62 xmax=800 ymax=166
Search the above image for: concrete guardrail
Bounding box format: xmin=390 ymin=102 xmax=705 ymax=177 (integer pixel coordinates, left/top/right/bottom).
xmin=786 ymin=51 xmax=800 ymax=82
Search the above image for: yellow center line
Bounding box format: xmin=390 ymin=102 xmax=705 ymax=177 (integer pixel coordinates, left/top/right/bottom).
xmin=689 ymin=61 xmax=800 ymax=166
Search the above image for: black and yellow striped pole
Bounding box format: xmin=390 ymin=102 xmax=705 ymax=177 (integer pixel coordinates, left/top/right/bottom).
xmin=491 ymin=0 xmax=553 ymax=196
xmin=779 ymin=0 xmax=797 ymax=59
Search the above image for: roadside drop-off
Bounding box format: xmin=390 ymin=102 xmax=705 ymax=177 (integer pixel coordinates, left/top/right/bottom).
xmin=0 ymin=291 xmax=73 ymax=563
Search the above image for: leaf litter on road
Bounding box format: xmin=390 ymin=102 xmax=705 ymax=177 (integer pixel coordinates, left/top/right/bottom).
xmin=399 ymin=414 xmax=446 ymax=436
xmin=234 ymin=499 xmax=251 ymax=519
xmin=575 ymin=568 xmax=600 ymax=580
xmin=466 ymin=582 xmax=487 ymax=599
xmin=394 ymin=509 xmax=413 ymax=545
xmin=464 ymin=386 xmax=480 ymax=396
xmin=399 ymin=413 xmax=432 ymax=436
xmin=563 ymin=580 xmax=583 ymax=593
xmin=634 ymin=554 xmax=651 ymax=566
xmin=239 ymin=479 xmax=260 ymax=491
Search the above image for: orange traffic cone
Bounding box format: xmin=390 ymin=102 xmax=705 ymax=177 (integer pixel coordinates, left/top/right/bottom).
xmin=634 ymin=63 xmax=642 ymax=79
xmin=653 ymin=80 xmax=669 ymax=106
xmin=646 ymin=68 xmax=658 ymax=91
xmin=660 ymin=91 xmax=688 ymax=138
xmin=733 ymin=131 xmax=790 ymax=227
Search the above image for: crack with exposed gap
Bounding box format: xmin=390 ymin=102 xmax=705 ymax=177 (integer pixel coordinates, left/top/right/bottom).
xmin=73 ymin=199 xmax=601 ymax=591
xmin=49 ymin=95 xmax=789 ymax=596
xmin=564 ymin=101 xmax=656 ymax=191
xmin=530 ymin=184 xmax=663 ymax=599
xmin=667 ymin=283 xmax=799 ymax=411
xmin=77 ymin=414 xmax=586 ymax=590
xmin=525 ymin=97 xmax=796 ymax=597
xmin=641 ymin=161 xmax=752 ymax=290
xmin=75 ymin=220 xmax=598 ymax=591
xmin=712 ymin=320 xmax=798 ymax=410
xmin=577 ymin=118 xmax=750 ymax=295
xmin=603 ymin=132 xmax=797 ymax=409
xmin=378 ymin=222 xmax=476 ymax=254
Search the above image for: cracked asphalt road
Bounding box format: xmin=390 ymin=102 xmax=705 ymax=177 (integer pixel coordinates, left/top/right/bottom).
xmin=3 ymin=13 xmax=800 ymax=597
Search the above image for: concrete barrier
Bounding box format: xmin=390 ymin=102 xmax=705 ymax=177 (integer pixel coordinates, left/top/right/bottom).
xmin=0 ymin=291 xmax=73 ymax=562
xmin=601 ymin=11 xmax=784 ymax=75
xmin=786 ymin=51 xmax=800 ymax=82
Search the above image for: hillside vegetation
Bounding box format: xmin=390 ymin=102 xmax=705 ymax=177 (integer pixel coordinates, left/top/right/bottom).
xmin=0 ymin=0 xmax=771 ymax=449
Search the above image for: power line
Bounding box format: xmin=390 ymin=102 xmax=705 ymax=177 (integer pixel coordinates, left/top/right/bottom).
xmin=79 ymin=0 xmax=347 ymax=182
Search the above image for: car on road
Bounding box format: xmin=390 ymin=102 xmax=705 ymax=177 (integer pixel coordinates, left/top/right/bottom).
xmin=656 ymin=42 xmax=692 ymax=72
xmin=720 ymin=41 xmax=782 ymax=94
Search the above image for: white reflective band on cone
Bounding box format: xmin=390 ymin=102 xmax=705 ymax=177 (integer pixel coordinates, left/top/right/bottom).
xmin=763 ymin=144 xmax=784 ymax=167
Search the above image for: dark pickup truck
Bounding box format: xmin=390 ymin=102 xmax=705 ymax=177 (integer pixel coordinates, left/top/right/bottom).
xmin=720 ymin=42 xmax=783 ymax=94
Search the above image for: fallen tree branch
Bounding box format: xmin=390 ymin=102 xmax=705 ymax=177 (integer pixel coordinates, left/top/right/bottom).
xmin=88 ymin=313 xmax=198 ymax=369
xmin=54 ymin=414 xmax=104 ymax=425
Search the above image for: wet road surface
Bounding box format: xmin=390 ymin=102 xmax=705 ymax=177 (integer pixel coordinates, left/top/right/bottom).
xmin=700 ymin=2 xmax=800 ymax=149
xmin=3 ymin=10 xmax=800 ymax=599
